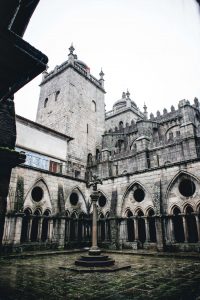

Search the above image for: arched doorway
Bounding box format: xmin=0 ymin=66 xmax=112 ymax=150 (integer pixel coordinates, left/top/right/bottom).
xmin=137 ymin=210 xmax=146 ymax=243
xmin=148 ymin=209 xmax=157 ymax=242
xmin=65 ymin=210 xmax=70 ymax=242
xmin=70 ymin=212 xmax=77 ymax=241
xmin=126 ymin=210 xmax=134 ymax=242
xmin=20 ymin=208 xmax=31 ymax=243
xmin=105 ymin=212 xmax=111 ymax=241
xmin=30 ymin=209 xmax=41 ymax=242
xmin=186 ymin=206 xmax=198 ymax=243
xmin=172 ymin=207 xmax=184 ymax=242
xmin=78 ymin=213 xmax=86 ymax=242
xmin=41 ymin=210 xmax=50 ymax=242
xmin=98 ymin=213 xmax=105 ymax=242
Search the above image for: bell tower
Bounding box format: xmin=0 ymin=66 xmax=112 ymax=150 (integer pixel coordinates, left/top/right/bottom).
xmin=36 ymin=44 xmax=105 ymax=167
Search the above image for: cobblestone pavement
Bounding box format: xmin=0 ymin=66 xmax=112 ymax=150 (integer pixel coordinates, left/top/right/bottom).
xmin=0 ymin=252 xmax=200 ymax=300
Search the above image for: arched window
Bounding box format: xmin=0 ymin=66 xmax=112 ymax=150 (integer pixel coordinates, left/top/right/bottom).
xmin=119 ymin=121 xmax=123 ymax=129
xmin=92 ymin=100 xmax=96 ymax=112
xmin=55 ymin=91 xmax=60 ymax=101
xmin=44 ymin=98 xmax=48 ymax=108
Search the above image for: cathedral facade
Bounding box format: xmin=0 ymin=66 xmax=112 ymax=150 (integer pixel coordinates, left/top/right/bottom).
xmin=3 ymin=46 xmax=200 ymax=252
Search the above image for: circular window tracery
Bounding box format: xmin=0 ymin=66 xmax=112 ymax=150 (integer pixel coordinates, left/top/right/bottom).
xmin=31 ymin=186 xmax=44 ymax=202
xmin=133 ymin=187 xmax=145 ymax=202
xmin=70 ymin=192 xmax=79 ymax=206
xmin=179 ymin=179 xmax=196 ymax=197
xmin=98 ymin=195 xmax=106 ymax=207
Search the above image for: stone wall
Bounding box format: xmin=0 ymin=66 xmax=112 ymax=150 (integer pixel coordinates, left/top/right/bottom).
xmin=36 ymin=66 xmax=105 ymax=165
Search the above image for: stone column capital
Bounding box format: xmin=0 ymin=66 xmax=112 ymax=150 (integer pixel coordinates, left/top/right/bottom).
xmin=90 ymin=191 xmax=99 ymax=202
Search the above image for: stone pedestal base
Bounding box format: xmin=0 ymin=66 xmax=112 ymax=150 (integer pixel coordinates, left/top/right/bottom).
xmin=89 ymin=246 xmax=101 ymax=256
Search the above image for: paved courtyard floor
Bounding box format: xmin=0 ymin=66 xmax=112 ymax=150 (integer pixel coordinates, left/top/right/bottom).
xmin=0 ymin=251 xmax=200 ymax=299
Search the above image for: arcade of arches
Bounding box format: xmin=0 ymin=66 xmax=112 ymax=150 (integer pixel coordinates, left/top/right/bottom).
xmin=2 ymin=176 xmax=200 ymax=251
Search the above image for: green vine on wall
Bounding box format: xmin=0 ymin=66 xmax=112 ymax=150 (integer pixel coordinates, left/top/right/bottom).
xmin=58 ymin=184 xmax=65 ymax=214
xmin=14 ymin=176 xmax=24 ymax=212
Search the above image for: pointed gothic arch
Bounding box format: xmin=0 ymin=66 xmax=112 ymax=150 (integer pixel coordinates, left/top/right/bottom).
xmin=165 ymin=171 xmax=199 ymax=201
xmin=24 ymin=177 xmax=52 ymax=214
xmin=121 ymin=181 xmax=151 ymax=216
xmin=66 ymin=186 xmax=87 ymax=214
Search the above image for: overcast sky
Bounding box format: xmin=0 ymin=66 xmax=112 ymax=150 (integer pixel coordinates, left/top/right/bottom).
xmin=15 ymin=0 xmax=200 ymax=121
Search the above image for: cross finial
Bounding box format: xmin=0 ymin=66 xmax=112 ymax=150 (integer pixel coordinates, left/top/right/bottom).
xmin=69 ymin=43 xmax=75 ymax=55
xmin=99 ymin=68 xmax=104 ymax=79
xmin=126 ymin=89 xmax=130 ymax=99
xmin=143 ymin=103 xmax=147 ymax=113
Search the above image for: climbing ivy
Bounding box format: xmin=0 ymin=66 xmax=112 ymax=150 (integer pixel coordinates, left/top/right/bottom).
xmin=14 ymin=176 xmax=24 ymax=212
xmin=58 ymin=184 xmax=65 ymax=214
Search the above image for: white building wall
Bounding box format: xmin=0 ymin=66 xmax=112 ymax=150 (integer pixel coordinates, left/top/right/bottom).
xmin=16 ymin=120 xmax=68 ymax=161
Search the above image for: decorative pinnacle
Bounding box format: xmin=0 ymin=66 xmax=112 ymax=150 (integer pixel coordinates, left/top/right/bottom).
xmin=88 ymin=175 xmax=102 ymax=191
xmin=69 ymin=43 xmax=75 ymax=55
xmin=122 ymin=92 xmax=126 ymax=98
xmin=126 ymin=89 xmax=130 ymax=99
xmin=99 ymin=68 xmax=104 ymax=79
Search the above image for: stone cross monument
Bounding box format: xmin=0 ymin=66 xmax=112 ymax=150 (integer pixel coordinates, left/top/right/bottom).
xmin=88 ymin=175 xmax=102 ymax=255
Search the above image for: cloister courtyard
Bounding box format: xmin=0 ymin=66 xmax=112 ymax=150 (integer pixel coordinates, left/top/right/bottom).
xmin=0 ymin=251 xmax=200 ymax=300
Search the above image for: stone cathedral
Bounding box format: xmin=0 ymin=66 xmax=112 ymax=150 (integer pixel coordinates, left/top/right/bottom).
xmin=3 ymin=45 xmax=200 ymax=253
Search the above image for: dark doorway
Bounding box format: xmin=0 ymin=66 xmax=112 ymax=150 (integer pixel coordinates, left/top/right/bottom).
xmin=41 ymin=210 xmax=50 ymax=242
xmin=173 ymin=207 xmax=184 ymax=242
xmin=127 ymin=210 xmax=134 ymax=242
xmin=148 ymin=209 xmax=157 ymax=242
xmin=70 ymin=212 xmax=77 ymax=241
xmin=186 ymin=206 xmax=198 ymax=243
xmin=30 ymin=209 xmax=40 ymax=242
xmin=20 ymin=208 xmax=31 ymax=243
xmin=138 ymin=210 xmax=146 ymax=243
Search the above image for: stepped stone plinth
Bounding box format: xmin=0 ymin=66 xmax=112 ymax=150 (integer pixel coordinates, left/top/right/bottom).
xmin=75 ymin=254 xmax=115 ymax=267
xmin=64 ymin=176 xmax=131 ymax=272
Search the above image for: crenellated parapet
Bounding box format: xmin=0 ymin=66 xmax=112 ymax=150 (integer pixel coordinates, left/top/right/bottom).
xmin=41 ymin=44 xmax=105 ymax=92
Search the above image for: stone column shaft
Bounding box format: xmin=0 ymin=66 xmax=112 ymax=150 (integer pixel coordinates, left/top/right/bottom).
xmin=145 ymin=217 xmax=150 ymax=242
xmin=134 ymin=217 xmax=138 ymax=241
xmin=13 ymin=215 xmax=23 ymax=245
xmin=27 ymin=218 xmax=33 ymax=241
xmin=169 ymin=216 xmax=175 ymax=243
xmin=195 ymin=215 xmax=200 ymax=242
xmin=182 ymin=215 xmax=188 ymax=242
xmin=89 ymin=191 xmax=101 ymax=255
